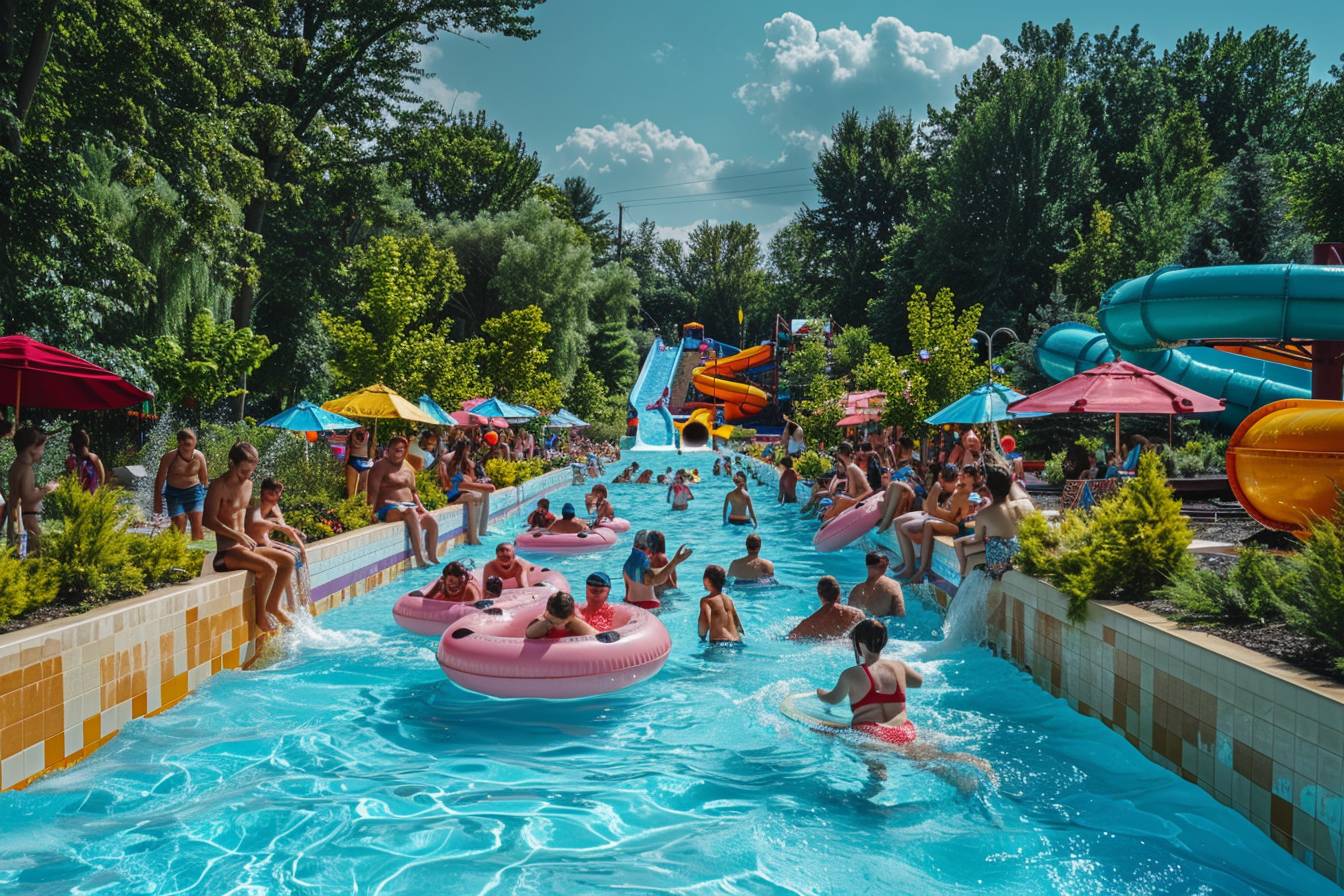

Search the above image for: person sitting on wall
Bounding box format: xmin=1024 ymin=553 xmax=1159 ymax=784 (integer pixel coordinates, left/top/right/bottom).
xmin=367 ymin=436 xmax=440 ymax=567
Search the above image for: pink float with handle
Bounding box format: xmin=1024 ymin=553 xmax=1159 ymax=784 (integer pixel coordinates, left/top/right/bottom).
xmin=392 ymin=565 xmax=570 ymax=636
xmin=437 ymin=599 xmax=671 ymax=698
xmin=514 ymin=525 xmax=619 ymax=555
xmin=595 ymin=516 xmax=630 ymax=533
xmin=812 ymin=490 xmax=886 ymax=552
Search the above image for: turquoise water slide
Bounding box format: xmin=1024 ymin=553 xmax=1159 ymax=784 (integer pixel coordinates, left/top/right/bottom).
xmin=1036 ymin=263 xmax=1344 ymax=430
xmin=628 ymin=337 xmax=681 ymax=449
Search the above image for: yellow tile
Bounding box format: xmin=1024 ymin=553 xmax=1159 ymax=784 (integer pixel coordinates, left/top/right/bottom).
xmin=43 ymin=732 xmax=65 ymax=769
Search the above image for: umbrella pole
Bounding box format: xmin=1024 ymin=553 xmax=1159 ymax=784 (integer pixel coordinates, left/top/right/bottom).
xmin=13 ymin=370 xmax=19 ymax=434
xmin=1168 ymin=414 xmax=1173 ymax=446
xmin=1114 ymin=413 xmax=1121 ymax=459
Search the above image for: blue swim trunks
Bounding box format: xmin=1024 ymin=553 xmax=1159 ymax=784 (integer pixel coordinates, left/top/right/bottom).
xmin=163 ymin=483 xmax=205 ymax=517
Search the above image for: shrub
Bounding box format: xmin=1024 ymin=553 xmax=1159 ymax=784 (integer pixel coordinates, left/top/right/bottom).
xmin=483 ymin=458 xmax=548 ymax=488
xmin=1157 ymin=545 xmax=1288 ymax=624
xmin=1281 ymin=494 xmax=1344 ymax=672
xmin=286 ymin=493 xmax=374 ymax=541
xmin=794 ymin=449 xmax=832 ymax=481
xmin=1163 ymin=436 xmax=1228 ymax=478
xmin=43 ymin=479 xmax=143 ymax=602
xmin=129 ymin=529 xmax=204 ymax=590
xmin=1016 ymin=453 xmax=1193 ymax=620
xmin=0 ymin=551 xmax=59 ymax=625
xmin=417 ymin=470 xmax=447 ymax=510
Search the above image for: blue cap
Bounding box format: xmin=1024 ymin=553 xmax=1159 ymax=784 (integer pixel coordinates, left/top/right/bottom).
xmin=561 ymin=502 xmax=576 ymax=517
xmin=586 ymin=571 xmax=611 ymax=589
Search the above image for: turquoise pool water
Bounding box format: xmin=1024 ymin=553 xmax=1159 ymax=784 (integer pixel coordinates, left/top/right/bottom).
xmin=0 ymin=451 xmax=1334 ymax=895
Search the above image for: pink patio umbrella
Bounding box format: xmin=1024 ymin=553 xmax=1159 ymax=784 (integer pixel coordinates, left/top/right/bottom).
xmin=1007 ymin=360 xmax=1225 ymax=456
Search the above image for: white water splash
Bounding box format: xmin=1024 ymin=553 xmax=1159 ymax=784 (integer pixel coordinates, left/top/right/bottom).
xmin=941 ymin=569 xmax=991 ymax=648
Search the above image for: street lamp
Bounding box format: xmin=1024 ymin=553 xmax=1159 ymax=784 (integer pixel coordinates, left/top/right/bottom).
xmin=972 ymin=327 xmax=1021 ymax=450
xmin=972 ymin=328 xmax=1019 ymax=384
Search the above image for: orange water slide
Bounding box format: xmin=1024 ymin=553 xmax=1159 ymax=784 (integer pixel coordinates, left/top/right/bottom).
xmin=1226 ymin=399 xmax=1344 ymax=535
xmin=691 ymin=344 xmax=773 ymax=422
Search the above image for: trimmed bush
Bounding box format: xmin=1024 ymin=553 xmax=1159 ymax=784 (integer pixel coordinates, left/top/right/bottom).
xmin=0 ymin=551 xmax=59 ymax=626
xmin=1157 ymin=545 xmax=1287 ymax=624
xmin=794 ymin=449 xmax=832 ymax=481
xmin=1280 ymin=494 xmax=1344 ymax=673
xmin=1015 ymin=453 xmax=1193 ymax=620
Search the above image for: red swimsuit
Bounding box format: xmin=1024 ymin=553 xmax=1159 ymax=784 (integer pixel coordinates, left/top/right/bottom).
xmin=851 ymin=664 xmax=917 ymax=745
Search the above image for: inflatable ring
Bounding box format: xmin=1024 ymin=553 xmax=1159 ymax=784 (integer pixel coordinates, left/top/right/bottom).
xmin=595 ymin=516 xmax=631 ymax=533
xmin=514 ymin=525 xmax=619 ymax=555
xmin=393 ymin=565 xmax=570 ymax=637
xmin=437 ymin=598 xmax=671 ymax=698
xmin=813 ymin=490 xmax=885 ymax=552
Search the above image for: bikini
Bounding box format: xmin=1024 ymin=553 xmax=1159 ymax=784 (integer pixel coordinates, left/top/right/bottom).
xmin=851 ymin=664 xmax=917 ymax=745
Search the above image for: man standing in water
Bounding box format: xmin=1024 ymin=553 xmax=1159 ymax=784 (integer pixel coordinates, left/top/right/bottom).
xmin=726 ymin=533 xmax=774 ymax=582
xmin=7 ymin=428 xmax=57 ymax=556
xmin=722 ymin=472 xmax=758 ymax=527
xmin=154 ymin=428 xmax=210 ymax=540
xmin=847 ymin=552 xmax=905 ymax=617
xmin=203 ymin=442 xmax=295 ymax=632
xmin=788 ymin=576 xmax=864 ymax=639
xmin=367 ymin=436 xmax=440 ymax=567
xmin=623 ymin=529 xmax=693 ymax=609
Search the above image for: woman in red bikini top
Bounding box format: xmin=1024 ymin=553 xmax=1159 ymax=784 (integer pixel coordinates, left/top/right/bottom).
xmin=816 ymin=618 xmax=923 ymax=745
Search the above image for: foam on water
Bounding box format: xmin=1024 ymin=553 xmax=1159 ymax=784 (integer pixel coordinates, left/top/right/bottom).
xmin=0 ymin=450 xmax=1332 ymax=896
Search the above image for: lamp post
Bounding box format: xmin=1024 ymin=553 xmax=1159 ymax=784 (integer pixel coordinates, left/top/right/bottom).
xmin=972 ymin=327 xmax=1020 ymax=450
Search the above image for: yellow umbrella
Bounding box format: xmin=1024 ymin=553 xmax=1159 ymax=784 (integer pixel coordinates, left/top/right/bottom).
xmin=321 ymin=384 xmax=437 ymax=443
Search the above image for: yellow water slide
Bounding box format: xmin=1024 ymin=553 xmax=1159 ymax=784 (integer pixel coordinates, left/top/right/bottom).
xmin=1226 ymin=399 xmax=1344 ymax=535
xmin=674 ymin=408 xmax=736 ymax=449
xmin=691 ymin=344 xmax=773 ymax=422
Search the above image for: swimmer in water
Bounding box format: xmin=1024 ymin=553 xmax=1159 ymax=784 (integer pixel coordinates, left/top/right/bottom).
xmin=815 ymin=618 xmax=994 ymax=787
xmin=726 ymin=532 xmax=774 ymax=583
xmin=697 ymin=564 xmax=744 ymax=645
xmin=525 ymin=591 xmax=598 ymax=640
xmin=788 ymin=575 xmax=864 ymax=640
xmin=482 ymin=542 xmax=529 ymax=588
xmin=722 ymin=472 xmax=758 ymax=527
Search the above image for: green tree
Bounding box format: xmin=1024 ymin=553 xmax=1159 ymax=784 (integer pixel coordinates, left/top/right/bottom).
xmin=919 ymin=59 xmax=1099 ymax=328
xmin=1182 ymin=141 xmax=1308 ymax=266
xmin=871 ymin=285 xmax=984 ymax=427
xmin=560 ymin=176 xmax=613 ymax=257
xmin=436 ymin=198 xmax=593 ymax=384
xmin=320 ymin=234 xmax=471 ymax=399
xmin=588 ymin=264 xmax=640 ymax=394
xmin=765 ymin=219 xmax=823 ymax=321
xmin=1053 ymin=204 xmax=1127 ymax=304
xmin=620 ymin=219 xmax=694 ymax=338
xmin=801 ymin=109 xmax=926 ymax=325
xmin=681 ymin=221 xmax=768 ymax=340
xmin=383 ymin=106 xmax=542 ymax=220
xmin=478 ymin=306 xmax=565 ymax=411
xmin=146 ymin=311 xmax=275 ymax=419
xmin=1287 ymin=142 xmax=1344 ymax=241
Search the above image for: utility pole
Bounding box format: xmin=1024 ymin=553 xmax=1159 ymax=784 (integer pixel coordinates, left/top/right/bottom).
xmin=616 ymin=203 xmax=624 ymax=261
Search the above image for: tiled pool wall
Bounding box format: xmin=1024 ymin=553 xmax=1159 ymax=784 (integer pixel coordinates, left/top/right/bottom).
xmin=745 ymin=454 xmax=1344 ymax=886
xmin=0 ymin=466 xmax=573 ymax=791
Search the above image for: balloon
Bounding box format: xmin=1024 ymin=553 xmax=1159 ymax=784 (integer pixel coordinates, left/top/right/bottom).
xmin=484 ymin=431 xmax=499 ymax=446
xmin=1000 ymin=435 xmax=1017 ymax=454
xmin=627 ymin=417 xmax=638 ymax=428
xmin=305 ymin=431 xmax=319 ymax=443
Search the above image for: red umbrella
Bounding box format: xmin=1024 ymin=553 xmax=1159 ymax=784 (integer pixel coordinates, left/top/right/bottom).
xmin=1007 ymin=360 xmax=1225 ymax=456
xmin=0 ymin=334 xmax=152 ymax=421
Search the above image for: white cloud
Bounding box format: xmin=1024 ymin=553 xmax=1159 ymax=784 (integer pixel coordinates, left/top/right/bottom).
xmin=414 ymin=75 xmax=480 ymax=112
xmin=554 ymin=120 xmax=726 ymax=186
xmin=736 ymin=13 xmax=1001 ymax=136
xmin=655 ymin=219 xmax=716 ymax=247
xmin=652 ymin=42 xmax=674 ymax=64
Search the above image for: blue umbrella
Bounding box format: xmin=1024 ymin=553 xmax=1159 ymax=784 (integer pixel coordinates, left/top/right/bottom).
xmin=260 ymin=400 xmax=358 ymax=432
xmin=417 ymin=394 xmax=455 ymax=425
xmin=469 ymin=396 xmax=536 ymax=422
xmin=925 ymin=383 xmax=1049 ymax=426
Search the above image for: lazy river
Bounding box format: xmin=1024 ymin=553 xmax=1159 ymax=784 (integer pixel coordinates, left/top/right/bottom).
xmin=0 ymin=450 xmax=1333 ymax=895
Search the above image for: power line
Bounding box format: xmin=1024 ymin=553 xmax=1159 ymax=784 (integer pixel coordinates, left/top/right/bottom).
xmin=622 ymin=183 xmax=814 ymax=210
xmin=604 ymin=166 xmax=813 ymax=196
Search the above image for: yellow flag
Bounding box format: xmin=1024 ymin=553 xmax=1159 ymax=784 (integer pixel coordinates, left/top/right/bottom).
xmin=737 ymin=306 xmax=744 ymax=325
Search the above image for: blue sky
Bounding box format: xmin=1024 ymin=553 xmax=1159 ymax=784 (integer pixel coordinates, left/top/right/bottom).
xmin=421 ymin=2 xmax=1342 ymax=246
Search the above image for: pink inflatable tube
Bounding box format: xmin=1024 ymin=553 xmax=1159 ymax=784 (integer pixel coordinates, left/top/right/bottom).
xmin=437 ymin=599 xmax=671 ymax=698
xmin=596 ymin=516 xmax=631 ymax=533
xmin=812 ymin=490 xmax=885 ymax=552
xmin=514 ymin=525 xmax=618 ymax=555
xmin=392 ymin=566 xmax=570 ymax=637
